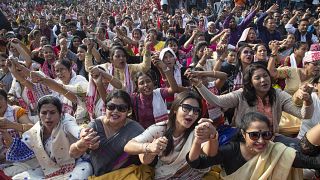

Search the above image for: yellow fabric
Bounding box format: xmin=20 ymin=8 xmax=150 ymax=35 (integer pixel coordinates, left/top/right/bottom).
xmin=202 ymin=166 xmax=222 ymax=180
xmin=154 ymin=41 xmax=165 ymax=52
xmin=279 ymin=112 xmax=301 ymax=135
xmin=15 ymin=107 xmax=27 ymax=119
xmin=220 ymin=142 xmax=302 ymax=180
xmin=88 ymin=164 xmax=154 ymax=180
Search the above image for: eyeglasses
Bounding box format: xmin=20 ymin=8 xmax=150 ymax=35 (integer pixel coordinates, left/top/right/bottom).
xmin=106 ymin=103 xmax=128 ymax=112
xmin=245 ymin=131 xmax=273 ymax=141
xmin=243 ymin=50 xmax=253 ymax=55
xmin=180 ymin=104 xmax=201 ymax=115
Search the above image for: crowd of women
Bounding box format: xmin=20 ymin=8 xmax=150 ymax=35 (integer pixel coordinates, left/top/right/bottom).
xmin=1 ymin=0 xmax=320 ymax=179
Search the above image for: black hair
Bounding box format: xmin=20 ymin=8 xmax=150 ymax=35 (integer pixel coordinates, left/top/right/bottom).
xmin=109 ymin=46 xmax=129 ymax=62
xmin=134 ymin=70 xmax=155 ymax=92
xmin=132 ymin=28 xmax=142 ymax=37
xmin=234 ymin=112 xmax=271 ymax=142
xmin=192 ymin=41 xmax=208 ymax=65
xmin=37 ymin=95 xmax=63 ymax=115
xmin=105 ymin=89 xmax=132 ymax=112
xmin=299 ymin=18 xmax=310 ymax=24
xmin=78 ymin=44 xmax=87 ymax=51
xmin=55 ymin=59 xmax=72 ymax=70
xmin=0 ymin=88 xmax=7 ymax=101
xmin=163 ymin=91 xmax=203 ymax=156
xmin=312 ymin=74 xmax=320 ymax=84
xmin=243 ymin=63 xmax=276 ymax=106
xmin=69 ymin=35 xmax=81 ymax=53
xmin=293 ymin=41 xmax=308 ymax=51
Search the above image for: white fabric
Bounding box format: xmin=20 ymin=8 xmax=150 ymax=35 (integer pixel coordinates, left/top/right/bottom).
xmin=298 ymin=93 xmax=320 ymax=139
xmin=152 ymin=88 xmax=168 ymax=122
xmin=289 ymin=53 xmax=298 ymax=68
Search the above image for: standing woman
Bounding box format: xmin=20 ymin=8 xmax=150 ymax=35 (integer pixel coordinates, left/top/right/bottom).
xmin=124 ymin=91 xmax=212 ymax=179
xmin=4 ymin=96 xmax=92 ymax=179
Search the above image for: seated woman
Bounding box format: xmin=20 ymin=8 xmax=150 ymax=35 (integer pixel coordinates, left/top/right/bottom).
xmin=69 ymin=90 xmax=144 ymax=178
xmin=30 ymin=60 xmax=89 ymax=124
xmin=124 ymin=91 xmax=212 ymax=179
xmin=0 ymin=89 xmax=33 ymax=167
xmin=4 ymin=95 xmax=92 ymax=179
xmin=187 ymin=112 xmax=320 ymax=179
xmin=189 ymin=62 xmax=313 ymax=148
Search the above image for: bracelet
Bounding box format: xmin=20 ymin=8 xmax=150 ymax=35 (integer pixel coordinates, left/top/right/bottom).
xmin=64 ymin=91 xmax=70 ymax=96
xmin=194 ymin=81 xmax=202 ymax=88
xmin=21 ymin=124 xmax=25 ymax=132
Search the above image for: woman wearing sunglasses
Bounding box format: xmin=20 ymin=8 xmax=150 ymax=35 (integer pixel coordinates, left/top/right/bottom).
xmin=69 ymin=90 xmax=145 ymax=178
xmin=123 ymin=91 xmax=213 ymax=179
xmin=190 ymin=63 xmax=314 ymax=148
xmin=187 ymin=112 xmax=320 ymax=179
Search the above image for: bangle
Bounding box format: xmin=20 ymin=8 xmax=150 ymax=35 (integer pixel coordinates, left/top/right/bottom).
xmin=29 ymin=71 xmax=32 ymax=79
xmin=21 ymin=124 xmax=25 ymax=132
xmin=64 ymin=91 xmax=70 ymax=96
xmin=194 ymin=82 xmax=202 ymax=88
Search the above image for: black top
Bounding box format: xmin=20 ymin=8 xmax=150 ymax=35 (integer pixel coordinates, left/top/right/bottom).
xmin=187 ymin=141 xmax=320 ymax=175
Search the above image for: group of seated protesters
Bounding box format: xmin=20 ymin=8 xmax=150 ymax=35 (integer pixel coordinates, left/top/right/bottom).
xmin=1 ymin=0 xmax=320 ymax=179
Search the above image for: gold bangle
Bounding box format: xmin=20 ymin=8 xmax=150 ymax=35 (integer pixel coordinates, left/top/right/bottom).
xmin=64 ymin=91 xmax=70 ymax=96
xmin=195 ymin=82 xmax=202 ymax=88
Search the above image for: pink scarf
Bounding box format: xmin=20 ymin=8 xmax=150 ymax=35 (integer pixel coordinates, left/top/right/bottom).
xmin=41 ymin=59 xmax=56 ymax=78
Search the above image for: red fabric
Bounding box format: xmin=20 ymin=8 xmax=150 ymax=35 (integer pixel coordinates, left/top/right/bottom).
xmin=0 ymin=170 xmax=11 ymax=180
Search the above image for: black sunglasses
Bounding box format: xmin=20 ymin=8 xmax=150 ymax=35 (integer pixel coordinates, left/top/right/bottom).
xmin=180 ymin=104 xmax=201 ymax=115
xmin=106 ymin=103 xmax=128 ymax=112
xmin=245 ymin=131 xmax=273 ymax=141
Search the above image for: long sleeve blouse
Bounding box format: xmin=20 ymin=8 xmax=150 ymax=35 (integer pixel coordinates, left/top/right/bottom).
xmin=196 ymin=84 xmax=314 ymax=133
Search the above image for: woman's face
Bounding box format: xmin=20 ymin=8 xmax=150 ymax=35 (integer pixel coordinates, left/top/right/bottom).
xmin=111 ymin=49 xmax=127 ymax=69
xmin=240 ymin=47 xmax=253 ymax=65
xmin=175 ymin=98 xmax=200 ymax=130
xmin=196 ymin=46 xmax=206 ymax=59
xmin=77 ymin=47 xmax=86 ymax=61
xmin=0 ymin=95 xmax=7 ymax=116
xmin=72 ymin=38 xmax=81 ymax=48
xmin=242 ymin=121 xmax=272 ymax=153
xmin=96 ymin=28 xmax=105 ymax=40
xmin=286 ymin=34 xmax=295 ymax=46
xmin=54 ymin=62 xmax=71 ymax=84
xmin=162 ymin=51 xmax=176 ymax=69
xmin=39 ymin=103 xmax=61 ymax=132
xmin=132 ymin=30 xmax=141 ymax=41
xmin=247 ymin=29 xmax=256 ymax=42
xmin=106 ymin=97 xmax=128 ymax=125
xmin=251 ymin=68 xmax=271 ymax=95
xmin=255 ymin=45 xmax=267 ymax=61
xmin=227 ymin=51 xmax=236 ymax=64
xmin=43 ymin=47 xmax=55 ymax=60
xmin=295 ymin=44 xmax=308 ymax=57
xmin=167 ymin=42 xmax=178 ymax=53
xmin=137 ymin=74 xmax=154 ymax=96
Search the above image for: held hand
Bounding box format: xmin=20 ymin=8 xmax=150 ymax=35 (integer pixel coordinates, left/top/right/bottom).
xmin=204 ymin=47 xmax=213 ymax=59
xmin=30 ymin=71 xmax=45 ymax=83
xmin=148 ymin=136 xmax=168 ymax=154
xmin=195 ymin=118 xmax=216 ymax=144
xmin=296 ymin=84 xmax=313 ymax=102
xmin=89 ymin=66 xmax=102 ymax=79
xmin=0 ymin=117 xmax=15 ymax=129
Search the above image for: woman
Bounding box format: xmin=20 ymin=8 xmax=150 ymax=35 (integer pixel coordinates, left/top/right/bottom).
xmin=0 ymin=52 xmax=13 ymax=92
xmin=33 ymin=45 xmax=57 ymax=79
xmin=124 ymin=91 xmax=212 ymax=179
xmin=31 ymin=60 xmax=89 ymax=124
xmin=283 ymin=41 xmax=308 ymax=68
xmin=0 ymin=89 xmax=33 ymax=165
xmin=215 ymin=45 xmax=254 ymax=92
xmin=85 ymin=42 xmax=151 ymax=118
xmin=278 ymin=34 xmax=296 ymax=63
xmin=237 ymin=27 xmax=261 ymax=48
xmin=4 ymin=95 xmax=92 ymax=179
xmin=253 ymin=44 xmax=268 ymax=62
xmin=7 ymin=58 xmax=51 ymax=123
xmin=190 ymin=63 xmax=313 ymax=146
xmin=69 ymin=90 xmax=144 ymax=177
xmin=69 ymin=36 xmax=82 ymax=54
xmin=187 ymin=112 xmax=320 ymax=179
xmin=76 ymin=44 xmax=89 ymax=79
